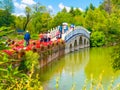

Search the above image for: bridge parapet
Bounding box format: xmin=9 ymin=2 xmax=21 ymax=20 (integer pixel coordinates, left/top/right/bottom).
xmin=75 ymin=26 xmax=90 ymax=34
xmin=64 ymin=26 xmax=90 ymax=42
xmin=50 ymin=27 xmax=59 ymax=39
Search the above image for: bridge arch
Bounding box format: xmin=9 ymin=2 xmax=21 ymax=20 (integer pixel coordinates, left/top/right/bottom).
xmin=69 ymin=44 xmax=72 ymax=52
xmin=64 ymin=26 xmax=90 ymax=54
xmin=84 ymin=38 xmax=86 ymax=46
xmin=74 ymin=40 xmax=77 ymax=47
xmin=79 ymin=36 xmax=82 ymax=45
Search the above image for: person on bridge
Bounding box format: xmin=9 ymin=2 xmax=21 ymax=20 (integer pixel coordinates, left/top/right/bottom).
xmin=56 ymin=31 xmax=61 ymax=39
xmin=47 ymin=32 xmax=51 ymax=42
xmin=39 ymin=32 xmax=44 ymax=42
xmin=70 ymin=24 xmax=75 ymax=30
xmin=24 ymin=30 xmax=30 ymax=46
xmin=59 ymin=25 xmax=62 ymax=34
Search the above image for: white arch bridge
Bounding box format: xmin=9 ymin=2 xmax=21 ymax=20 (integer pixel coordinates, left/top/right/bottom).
xmin=50 ymin=26 xmax=90 ymax=54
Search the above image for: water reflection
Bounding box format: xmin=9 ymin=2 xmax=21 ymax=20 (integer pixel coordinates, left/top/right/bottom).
xmin=64 ymin=48 xmax=89 ymax=74
xmin=39 ymin=47 xmax=120 ymax=90
xmin=39 ymin=48 xmax=90 ymax=90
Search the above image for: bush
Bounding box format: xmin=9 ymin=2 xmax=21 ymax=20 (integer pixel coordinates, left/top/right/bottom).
xmin=90 ymin=31 xmax=105 ymax=47
xmin=31 ymin=34 xmax=39 ymax=40
xmin=19 ymin=51 xmax=40 ymax=72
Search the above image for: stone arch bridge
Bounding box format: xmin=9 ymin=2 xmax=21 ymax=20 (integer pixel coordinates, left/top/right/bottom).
xmin=50 ymin=26 xmax=90 ymax=54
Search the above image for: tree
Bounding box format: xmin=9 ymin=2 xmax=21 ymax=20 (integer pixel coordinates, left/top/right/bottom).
xmin=0 ymin=0 xmax=14 ymax=13
xmin=90 ymin=31 xmax=105 ymax=47
xmin=74 ymin=16 xmax=84 ymax=26
xmin=61 ymin=7 xmax=67 ymax=13
xmin=112 ymin=0 xmax=120 ymax=7
xmin=15 ymin=16 xmax=25 ymax=30
xmin=84 ymin=9 xmax=94 ymax=31
xmin=0 ymin=0 xmax=15 ymax=27
xmin=53 ymin=12 xmax=72 ymax=26
xmin=0 ymin=9 xmax=15 ymax=27
xmin=73 ymin=8 xmax=82 ymax=16
xmin=103 ymin=0 xmax=112 ymax=14
xmin=27 ymin=4 xmax=50 ymax=33
xmin=89 ymin=3 xmax=95 ymax=10
xmin=69 ymin=7 xmax=74 ymax=16
xmin=23 ymin=6 xmax=32 ymax=31
xmin=41 ymin=13 xmax=52 ymax=32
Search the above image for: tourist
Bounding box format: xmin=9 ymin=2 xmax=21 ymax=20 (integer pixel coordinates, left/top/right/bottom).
xmin=59 ymin=25 xmax=62 ymax=34
xmin=47 ymin=32 xmax=51 ymax=42
xmin=24 ymin=30 xmax=30 ymax=46
xmin=70 ymin=24 xmax=75 ymax=30
xmin=39 ymin=32 xmax=44 ymax=42
xmin=56 ymin=31 xmax=61 ymax=39
xmin=43 ymin=32 xmax=47 ymax=42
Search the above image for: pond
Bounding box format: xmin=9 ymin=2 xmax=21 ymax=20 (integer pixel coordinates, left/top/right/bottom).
xmin=39 ymin=47 xmax=120 ymax=90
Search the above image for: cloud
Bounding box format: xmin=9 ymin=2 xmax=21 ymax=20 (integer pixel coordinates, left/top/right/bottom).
xmin=13 ymin=0 xmax=36 ymax=16
xmin=12 ymin=12 xmax=25 ymax=16
xmin=13 ymin=1 xmax=27 ymax=16
xmin=21 ymin=0 xmax=36 ymax=5
xmin=58 ymin=3 xmax=64 ymax=10
xmin=14 ymin=2 xmax=27 ymax=10
xmin=78 ymin=8 xmax=83 ymax=11
xmin=58 ymin=3 xmax=70 ymax=12
xmin=48 ymin=5 xmax=54 ymax=12
xmin=58 ymin=3 xmax=83 ymax=12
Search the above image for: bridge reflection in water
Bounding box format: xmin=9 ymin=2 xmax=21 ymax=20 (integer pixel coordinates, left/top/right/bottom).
xmin=39 ymin=48 xmax=90 ymax=90
xmin=39 ymin=47 xmax=120 ymax=90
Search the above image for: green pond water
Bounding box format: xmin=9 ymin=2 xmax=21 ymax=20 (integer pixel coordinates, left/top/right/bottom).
xmin=39 ymin=47 xmax=120 ymax=90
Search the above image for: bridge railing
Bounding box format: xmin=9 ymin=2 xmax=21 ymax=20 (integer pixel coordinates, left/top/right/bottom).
xmin=49 ymin=26 xmax=90 ymax=41
xmin=64 ymin=26 xmax=90 ymax=42
xmin=75 ymin=26 xmax=90 ymax=34
xmin=50 ymin=27 xmax=59 ymax=40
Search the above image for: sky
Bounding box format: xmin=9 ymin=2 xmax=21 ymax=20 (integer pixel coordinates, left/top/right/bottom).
xmin=13 ymin=0 xmax=103 ymax=16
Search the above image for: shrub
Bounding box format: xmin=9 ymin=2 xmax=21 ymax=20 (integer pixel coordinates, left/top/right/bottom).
xmin=19 ymin=51 xmax=40 ymax=72
xmin=90 ymin=31 xmax=105 ymax=47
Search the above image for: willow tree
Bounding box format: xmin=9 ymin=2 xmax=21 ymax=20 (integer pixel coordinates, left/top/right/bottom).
xmin=23 ymin=6 xmax=32 ymax=31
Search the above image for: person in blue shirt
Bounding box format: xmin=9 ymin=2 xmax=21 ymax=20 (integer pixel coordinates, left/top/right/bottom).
xmin=24 ymin=30 xmax=30 ymax=46
xmin=59 ymin=25 xmax=62 ymax=34
xmin=70 ymin=24 xmax=75 ymax=30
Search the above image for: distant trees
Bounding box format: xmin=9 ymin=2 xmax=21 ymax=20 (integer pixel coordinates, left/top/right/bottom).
xmin=90 ymin=31 xmax=105 ymax=47
xmin=0 ymin=0 xmax=14 ymax=13
xmin=0 ymin=0 xmax=120 ymax=47
xmin=0 ymin=9 xmax=15 ymax=27
xmin=0 ymin=0 xmax=15 ymax=27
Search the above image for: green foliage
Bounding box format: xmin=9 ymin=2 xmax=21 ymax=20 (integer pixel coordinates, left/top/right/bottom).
xmin=111 ymin=45 xmax=120 ymax=71
xmin=0 ymin=61 xmax=43 ymax=90
xmin=0 ymin=9 xmax=15 ymax=27
xmin=14 ymin=16 xmax=25 ymax=30
xmin=0 ymin=52 xmax=9 ymax=63
xmin=90 ymin=31 xmax=105 ymax=47
xmin=19 ymin=51 xmax=40 ymax=72
xmin=89 ymin=3 xmax=95 ymax=10
xmin=61 ymin=7 xmax=67 ymax=13
xmin=31 ymin=34 xmax=39 ymax=40
xmin=111 ymin=33 xmax=120 ymax=71
xmin=0 ymin=42 xmax=8 ymax=50
xmin=0 ymin=0 xmax=120 ymax=47
xmin=0 ymin=0 xmax=14 ymax=13
xmin=53 ymin=12 xmax=72 ymax=26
